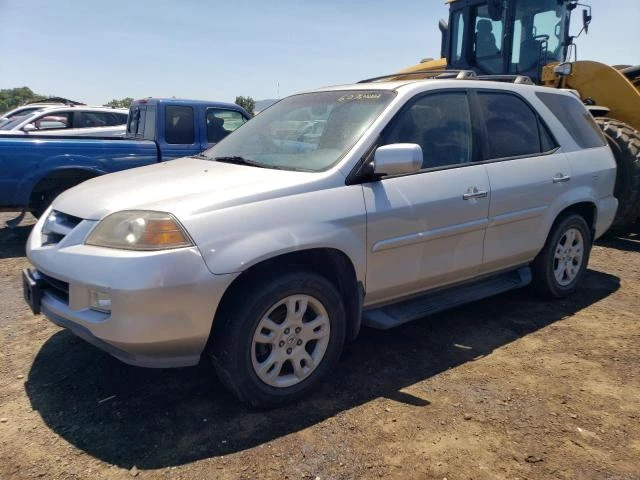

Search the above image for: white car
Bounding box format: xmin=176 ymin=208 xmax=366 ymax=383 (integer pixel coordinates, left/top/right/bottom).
xmin=0 ymin=106 xmax=128 ymax=137
xmin=25 ymin=74 xmax=617 ymax=407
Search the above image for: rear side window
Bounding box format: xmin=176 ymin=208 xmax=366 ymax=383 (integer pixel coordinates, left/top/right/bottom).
xmin=477 ymin=92 xmax=550 ymax=159
xmin=536 ymin=92 xmax=606 ymax=149
xmin=165 ymin=106 xmax=195 ymax=144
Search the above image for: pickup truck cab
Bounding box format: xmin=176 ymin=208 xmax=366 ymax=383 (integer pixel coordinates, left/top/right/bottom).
xmin=24 ymin=77 xmax=617 ymax=407
xmin=0 ymin=98 xmax=250 ymax=216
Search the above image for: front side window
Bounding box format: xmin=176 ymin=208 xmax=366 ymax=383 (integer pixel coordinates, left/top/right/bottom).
xmin=165 ymin=106 xmax=195 ymax=144
xmin=382 ymin=92 xmax=472 ymax=169
xmin=33 ymin=112 xmax=72 ymax=130
xmin=477 ymin=92 xmax=542 ymax=159
xmin=203 ymin=90 xmax=395 ymax=171
xmin=474 ymin=5 xmax=505 ymax=74
xmin=206 ymin=109 xmax=247 ymax=143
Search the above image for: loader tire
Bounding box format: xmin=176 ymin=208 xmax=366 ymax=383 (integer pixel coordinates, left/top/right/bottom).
xmin=595 ymin=117 xmax=640 ymax=230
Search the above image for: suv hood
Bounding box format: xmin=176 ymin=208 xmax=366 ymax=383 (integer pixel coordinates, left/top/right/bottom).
xmin=52 ymin=157 xmax=327 ymax=220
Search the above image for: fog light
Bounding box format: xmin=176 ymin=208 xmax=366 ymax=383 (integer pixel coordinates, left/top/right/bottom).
xmin=89 ymin=289 xmax=111 ymax=313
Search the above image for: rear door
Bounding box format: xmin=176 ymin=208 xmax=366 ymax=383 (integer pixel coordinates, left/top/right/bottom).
xmin=474 ymin=90 xmax=571 ymax=273
xmin=363 ymin=90 xmax=490 ymax=305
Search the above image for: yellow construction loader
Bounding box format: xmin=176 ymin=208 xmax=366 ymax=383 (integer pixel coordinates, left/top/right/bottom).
xmin=398 ymin=0 xmax=640 ymax=230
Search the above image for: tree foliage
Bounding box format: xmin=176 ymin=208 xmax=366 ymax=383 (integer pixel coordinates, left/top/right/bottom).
xmin=235 ymin=96 xmax=255 ymax=115
xmin=0 ymin=87 xmax=46 ymax=114
xmin=105 ymin=97 xmax=134 ymax=109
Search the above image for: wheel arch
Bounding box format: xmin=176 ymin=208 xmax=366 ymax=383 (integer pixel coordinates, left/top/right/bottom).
xmin=28 ymin=167 xmax=103 ymax=212
xmin=550 ymin=201 xmax=597 ymax=242
xmin=209 ymin=247 xmax=363 ymax=347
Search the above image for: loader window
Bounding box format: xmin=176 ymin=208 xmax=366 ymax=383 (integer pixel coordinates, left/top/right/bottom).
xmin=451 ymin=11 xmax=465 ymax=63
xmin=474 ymin=5 xmax=505 ymax=74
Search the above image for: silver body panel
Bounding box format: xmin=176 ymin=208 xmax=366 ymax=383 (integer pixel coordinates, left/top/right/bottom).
xmin=26 ymin=79 xmax=618 ymax=367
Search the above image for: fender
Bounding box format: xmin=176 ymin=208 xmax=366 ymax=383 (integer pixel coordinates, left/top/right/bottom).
xmin=181 ymin=185 xmax=368 ymax=285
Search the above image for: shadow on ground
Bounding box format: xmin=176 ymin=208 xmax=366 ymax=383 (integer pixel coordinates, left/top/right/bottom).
xmin=0 ymin=213 xmax=34 ymax=259
xmin=25 ymin=269 xmax=619 ymax=469
xmin=596 ymin=223 xmax=640 ymax=253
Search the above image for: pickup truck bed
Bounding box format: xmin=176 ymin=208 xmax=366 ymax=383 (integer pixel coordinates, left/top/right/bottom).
xmin=0 ymin=136 xmax=158 ymax=214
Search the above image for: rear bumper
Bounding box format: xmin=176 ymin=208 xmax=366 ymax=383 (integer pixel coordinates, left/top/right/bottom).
xmin=595 ymin=195 xmax=618 ymax=239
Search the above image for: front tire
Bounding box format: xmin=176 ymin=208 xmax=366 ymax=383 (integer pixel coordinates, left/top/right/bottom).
xmin=211 ymin=271 xmax=346 ymax=408
xmin=532 ymin=214 xmax=592 ymax=298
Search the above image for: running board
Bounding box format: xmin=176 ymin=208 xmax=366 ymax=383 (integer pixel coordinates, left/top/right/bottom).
xmin=362 ymin=267 xmax=532 ymax=330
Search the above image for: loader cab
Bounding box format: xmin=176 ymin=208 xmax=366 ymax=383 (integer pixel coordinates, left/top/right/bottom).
xmin=446 ymin=0 xmax=576 ymax=83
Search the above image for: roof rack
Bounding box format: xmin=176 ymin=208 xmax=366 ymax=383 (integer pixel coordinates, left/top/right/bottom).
xmin=358 ymin=69 xmax=476 ymax=83
xmin=358 ymin=69 xmax=534 ymax=85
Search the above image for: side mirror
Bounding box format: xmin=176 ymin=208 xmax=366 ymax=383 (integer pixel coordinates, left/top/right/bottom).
xmin=582 ymin=8 xmax=592 ymax=34
xmin=22 ymin=123 xmax=37 ymax=132
xmin=373 ymin=144 xmax=422 ymax=176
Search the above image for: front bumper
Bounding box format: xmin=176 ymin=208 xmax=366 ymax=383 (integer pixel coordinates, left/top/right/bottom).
xmin=26 ymin=212 xmax=238 ymax=368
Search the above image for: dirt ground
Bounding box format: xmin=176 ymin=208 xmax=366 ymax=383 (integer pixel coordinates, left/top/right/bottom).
xmin=0 ymin=211 xmax=638 ymax=480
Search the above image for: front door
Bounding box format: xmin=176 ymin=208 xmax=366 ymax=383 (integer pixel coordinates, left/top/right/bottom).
xmin=363 ymin=90 xmax=490 ymax=306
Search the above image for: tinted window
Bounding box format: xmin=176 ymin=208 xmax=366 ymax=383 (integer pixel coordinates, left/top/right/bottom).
xmin=206 ymin=108 xmax=247 ymax=143
xmin=165 ymin=106 xmax=194 ymax=144
xmin=34 ymin=112 xmax=72 ymax=130
xmin=477 ymin=92 xmax=541 ymax=159
xmin=127 ymin=106 xmax=146 ymax=136
xmin=536 ymin=92 xmax=606 ymax=149
xmin=383 ymin=92 xmax=472 ymax=169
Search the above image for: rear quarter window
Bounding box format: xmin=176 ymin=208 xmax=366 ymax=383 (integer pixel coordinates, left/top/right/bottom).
xmin=535 ymin=91 xmax=606 ymax=149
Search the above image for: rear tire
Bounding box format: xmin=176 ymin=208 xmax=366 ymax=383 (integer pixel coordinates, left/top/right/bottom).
xmin=594 ymin=117 xmax=640 ymax=230
xmin=211 ymin=271 xmax=346 ymax=408
xmin=532 ymin=214 xmax=591 ymax=298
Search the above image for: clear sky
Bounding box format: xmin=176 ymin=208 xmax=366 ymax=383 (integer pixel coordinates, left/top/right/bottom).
xmin=0 ymin=0 xmax=638 ymax=105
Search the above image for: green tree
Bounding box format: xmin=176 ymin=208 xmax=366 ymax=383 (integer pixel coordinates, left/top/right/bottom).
xmin=235 ymin=96 xmax=255 ymax=115
xmin=105 ymin=97 xmax=134 ymax=109
xmin=0 ymin=87 xmax=46 ymax=114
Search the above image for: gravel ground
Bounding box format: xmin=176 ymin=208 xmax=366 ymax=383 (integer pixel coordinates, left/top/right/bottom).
xmin=0 ymin=211 xmax=638 ymax=480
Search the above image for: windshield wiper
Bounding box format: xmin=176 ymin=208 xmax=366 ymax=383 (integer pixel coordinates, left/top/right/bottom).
xmin=190 ymin=152 xmax=209 ymax=159
xmin=214 ymin=156 xmax=270 ymax=169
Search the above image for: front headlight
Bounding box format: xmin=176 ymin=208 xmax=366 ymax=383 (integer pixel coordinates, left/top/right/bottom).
xmin=86 ymin=210 xmax=193 ymax=250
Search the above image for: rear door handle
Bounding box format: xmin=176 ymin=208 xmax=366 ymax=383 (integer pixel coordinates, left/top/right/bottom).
xmin=553 ymin=173 xmax=571 ymax=183
xmin=463 ymin=187 xmax=488 ymax=200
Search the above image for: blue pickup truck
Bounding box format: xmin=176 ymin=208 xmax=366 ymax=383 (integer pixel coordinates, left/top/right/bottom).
xmin=0 ymin=98 xmax=250 ymax=216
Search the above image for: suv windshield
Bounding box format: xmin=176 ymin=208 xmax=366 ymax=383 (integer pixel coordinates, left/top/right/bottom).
xmin=202 ymin=90 xmax=395 ymax=171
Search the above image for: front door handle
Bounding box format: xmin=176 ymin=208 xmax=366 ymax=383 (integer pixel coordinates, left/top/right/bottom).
xmin=553 ymin=173 xmax=571 ymax=183
xmin=463 ymin=187 xmax=488 ymax=200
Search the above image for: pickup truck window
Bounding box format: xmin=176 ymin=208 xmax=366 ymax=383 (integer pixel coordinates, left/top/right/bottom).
xmin=165 ymin=106 xmax=195 ymax=144
xmin=206 ymin=108 xmax=247 ymax=143
xmin=203 ymin=90 xmax=395 ymax=171
xmin=382 ymin=92 xmax=472 ymax=169
xmin=477 ymin=92 xmax=551 ymax=159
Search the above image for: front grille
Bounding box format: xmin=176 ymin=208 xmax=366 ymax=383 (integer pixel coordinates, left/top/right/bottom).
xmin=41 ymin=210 xmax=83 ymax=246
xmin=40 ymin=272 xmax=69 ymax=303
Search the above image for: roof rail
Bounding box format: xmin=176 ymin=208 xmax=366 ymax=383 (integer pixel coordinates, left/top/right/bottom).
xmin=472 ymin=75 xmax=534 ymax=85
xmin=357 ymin=69 xmax=477 ymax=83
xmin=358 ymin=70 xmax=534 ymax=85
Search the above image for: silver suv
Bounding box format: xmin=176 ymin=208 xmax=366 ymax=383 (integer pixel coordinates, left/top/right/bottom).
xmin=24 ymin=76 xmax=617 ymax=406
